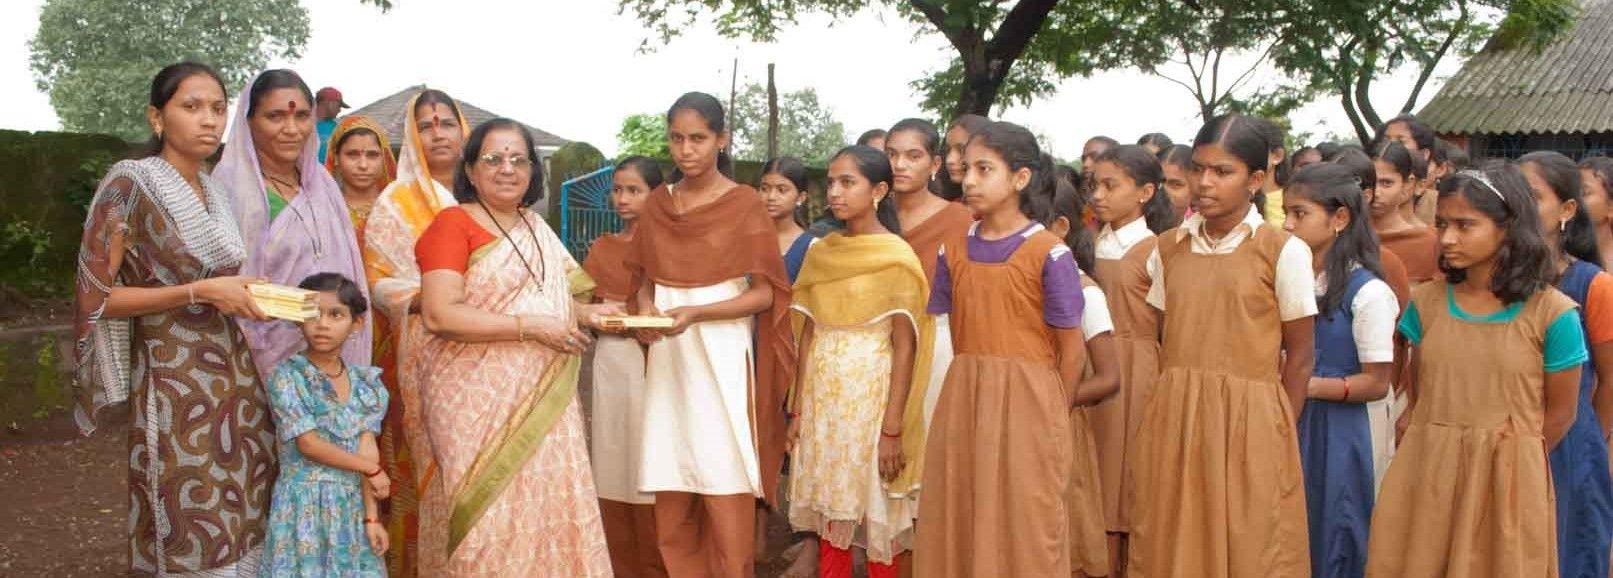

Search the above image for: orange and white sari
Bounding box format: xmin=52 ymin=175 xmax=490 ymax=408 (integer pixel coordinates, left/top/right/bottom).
xmin=362 ymin=92 xmax=467 ymax=577
xmin=406 ymin=213 xmax=611 ymax=577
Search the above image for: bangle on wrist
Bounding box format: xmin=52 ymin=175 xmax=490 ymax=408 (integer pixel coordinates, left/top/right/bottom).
xmin=365 ymin=465 xmax=382 ymax=478
xmin=514 ymin=314 xmax=526 ymax=342
xmin=1340 ymin=376 xmax=1351 ymax=402
xmin=364 ymin=517 xmax=381 ymax=525
xmin=880 ymin=429 xmax=901 ymax=439
xmin=187 ymin=284 xmax=196 ymax=306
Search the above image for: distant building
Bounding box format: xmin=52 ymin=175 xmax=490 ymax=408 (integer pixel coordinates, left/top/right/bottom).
xmin=346 ymin=84 xmax=570 ymax=161
xmin=1418 ymin=0 xmax=1613 ymax=160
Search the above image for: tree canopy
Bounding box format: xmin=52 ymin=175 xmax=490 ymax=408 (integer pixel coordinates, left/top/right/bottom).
xmin=619 ymin=0 xmax=1164 ymax=118
xmin=29 ymin=0 xmax=390 ymax=141
xmin=729 ymin=83 xmax=846 ymax=163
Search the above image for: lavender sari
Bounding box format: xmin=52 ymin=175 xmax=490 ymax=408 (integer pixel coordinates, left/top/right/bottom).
xmin=214 ymin=72 xmax=372 ymax=379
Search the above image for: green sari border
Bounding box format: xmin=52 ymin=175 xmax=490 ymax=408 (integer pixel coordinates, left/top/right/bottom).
xmin=446 ymin=353 xmax=581 ymax=553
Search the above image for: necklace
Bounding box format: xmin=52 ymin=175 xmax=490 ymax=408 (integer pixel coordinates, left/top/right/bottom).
xmin=263 ymin=168 xmax=327 ymax=258
xmin=475 ymin=199 xmax=546 ymax=291
xmin=264 ymin=168 xmax=301 ymax=196
xmin=314 ymin=358 xmax=346 ymax=379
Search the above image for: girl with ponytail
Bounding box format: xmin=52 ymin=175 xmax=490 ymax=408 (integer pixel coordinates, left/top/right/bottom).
xmin=1129 ymin=113 xmax=1318 ymax=578
xmin=915 ymin=121 xmax=1111 ymax=578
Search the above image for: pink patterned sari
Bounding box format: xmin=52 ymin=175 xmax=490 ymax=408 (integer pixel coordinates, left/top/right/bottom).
xmin=405 ymin=214 xmax=611 ymax=577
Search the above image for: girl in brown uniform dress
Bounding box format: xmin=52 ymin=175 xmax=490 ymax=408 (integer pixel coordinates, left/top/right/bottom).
xmin=1085 ymin=144 xmax=1178 ymax=577
xmin=916 ymin=121 xmax=1103 ymax=577
xmin=1129 ymin=114 xmax=1318 ymax=578
xmin=1367 ymin=165 xmax=1586 ymax=578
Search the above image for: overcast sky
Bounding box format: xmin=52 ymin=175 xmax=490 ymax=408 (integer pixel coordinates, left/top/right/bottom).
xmin=0 ymin=0 xmax=1463 ymax=160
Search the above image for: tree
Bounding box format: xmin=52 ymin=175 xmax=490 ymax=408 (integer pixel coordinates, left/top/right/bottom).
xmin=619 ymin=0 xmax=1165 ymax=118
xmin=616 ymin=113 xmax=671 ymax=158
xmin=29 ymin=0 xmax=390 ymax=141
xmin=730 ymin=82 xmax=846 ymax=164
xmin=1130 ymin=0 xmax=1305 ymax=121
xmin=1271 ymin=0 xmax=1576 ymax=145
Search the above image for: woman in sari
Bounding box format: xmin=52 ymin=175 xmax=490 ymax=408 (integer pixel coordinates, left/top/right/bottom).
xmin=412 ymin=118 xmax=618 ymax=576
xmin=324 ymin=115 xmax=397 ymax=246
xmin=74 ymin=62 xmax=276 ymax=576
xmin=213 ymin=69 xmax=371 ymax=380
xmin=363 ymin=88 xmax=468 ymax=576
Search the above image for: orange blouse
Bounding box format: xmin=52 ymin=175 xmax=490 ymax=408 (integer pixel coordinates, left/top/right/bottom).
xmin=415 ymin=206 xmax=496 ymax=274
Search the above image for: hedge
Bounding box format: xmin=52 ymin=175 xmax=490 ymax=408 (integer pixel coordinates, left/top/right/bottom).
xmin=0 ymin=130 xmax=134 ymax=296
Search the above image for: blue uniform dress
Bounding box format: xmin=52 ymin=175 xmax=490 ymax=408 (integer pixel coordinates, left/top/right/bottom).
xmin=783 ymin=231 xmax=817 ymax=284
xmin=1552 ymin=259 xmax=1613 ymax=578
xmin=263 ymin=354 xmax=389 ymax=577
xmin=1298 ymin=267 xmax=1377 ymax=578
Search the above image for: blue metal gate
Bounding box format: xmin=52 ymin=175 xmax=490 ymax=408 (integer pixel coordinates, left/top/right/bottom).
xmin=558 ymin=165 xmax=621 ymax=261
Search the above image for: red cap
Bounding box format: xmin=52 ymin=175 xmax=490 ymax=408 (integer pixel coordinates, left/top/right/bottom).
xmin=316 ymin=87 xmax=350 ymax=108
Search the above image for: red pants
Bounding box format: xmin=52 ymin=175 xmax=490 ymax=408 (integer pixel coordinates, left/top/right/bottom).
xmin=818 ymin=540 xmax=898 ymax=578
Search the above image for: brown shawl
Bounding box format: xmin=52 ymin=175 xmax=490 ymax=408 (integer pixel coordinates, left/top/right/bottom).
xmin=903 ymin=201 xmax=976 ymax=283
xmin=625 ymin=183 xmax=795 ymax=507
xmin=582 ymin=232 xmax=636 ymax=302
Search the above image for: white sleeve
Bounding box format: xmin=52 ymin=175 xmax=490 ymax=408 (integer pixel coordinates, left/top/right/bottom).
xmin=1350 ymin=278 xmax=1401 ymax=364
xmin=1275 ymin=237 xmax=1320 ymax=321
xmin=1145 ymin=245 xmax=1166 ymax=311
xmin=1082 ymin=286 xmax=1115 ymax=341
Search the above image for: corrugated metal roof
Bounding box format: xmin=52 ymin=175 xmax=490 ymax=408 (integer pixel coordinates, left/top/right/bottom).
xmin=1418 ymin=0 xmax=1613 ymax=135
xmin=345 ymin=85 xmax=570 ymax=149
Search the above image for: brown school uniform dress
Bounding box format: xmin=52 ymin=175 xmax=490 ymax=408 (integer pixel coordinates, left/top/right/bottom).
xmin=1366 ymin=284 xmax=1575 ymax=578
xmin=1088 ymin=236 xmax=1162 ymax=534
xmin=915 ymin=229 xmax=1086 ymax=578
xmin=1380 ymin=227 xmax=1442 ymax=284
xmin=1129 ymin=225 xmax=1310 ymax=578
xmin=1068 ymin=275 xmax=1116 ymax=576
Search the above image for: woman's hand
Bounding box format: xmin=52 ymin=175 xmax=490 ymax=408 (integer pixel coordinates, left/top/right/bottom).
xmin=575 ymin=302 xmax=627 ymax=332
xmin=193 ymin=276 xmax=270 ymax=321
xmin=365 ymin=520 xmax=390 ymax=555
xmin=366 ymin=466 xmax=391 ymax=500
xmin=877 ymin=433 xmax=904 ymax=482
xmin=1394 ymin=411 xmax=1410 ymax=447
xmin=657 ymin=307 xmax=700 ymax=337
xmin=526 ymin=315 xmax=591 ymax=355
xmin=786 ymin=417 xmax=802 ymax=454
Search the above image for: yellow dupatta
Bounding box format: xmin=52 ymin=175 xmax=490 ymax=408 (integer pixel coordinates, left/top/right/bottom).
xmin=790 ymin=231 xmax=935 ymax=494
xmin=364 ymin=92 xmax=470 ymax=321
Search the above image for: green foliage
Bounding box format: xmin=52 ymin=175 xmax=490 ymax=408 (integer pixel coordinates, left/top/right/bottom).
xmin=1 ymin=222 xmax=54 ymax=270
xmin=0 ymin=130 xmax=131 ymax=297
xmin=618 ymin=0 xmax=1168 ymax=117
xmin=546 ymin=142 xmax=609 ymax=225
xmin=29 ymin=0 xmax=387 ymax=141
xmin=1269 ymin=0 xmax=1577 ymax=144
xmin=617 ymin=113 xmax=670 ymax=159
xmin=32 ymin=335 xmax=64 ymax=420
xmin=729 ymin=83 xmax=846 ymax=164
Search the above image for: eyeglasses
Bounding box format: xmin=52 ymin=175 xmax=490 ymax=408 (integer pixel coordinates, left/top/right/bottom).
xmin=477 ymin=153 xmax=533 ymax=171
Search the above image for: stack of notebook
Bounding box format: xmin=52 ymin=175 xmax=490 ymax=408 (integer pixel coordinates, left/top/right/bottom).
xmin=248 ymin=283 xmax=320 ymax=322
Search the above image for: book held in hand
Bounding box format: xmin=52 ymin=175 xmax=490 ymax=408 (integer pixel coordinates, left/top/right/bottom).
xmin=248 ymin=283 xmax=320 ymax=322
xmin=598 ymin=315 xmax=676 ymax=329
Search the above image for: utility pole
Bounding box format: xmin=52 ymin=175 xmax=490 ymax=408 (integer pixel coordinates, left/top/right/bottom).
xmin=766 ymin=63 xmax=779 ymax=161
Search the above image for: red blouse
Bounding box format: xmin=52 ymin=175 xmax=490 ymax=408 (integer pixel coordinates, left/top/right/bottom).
xmin=415 ymin=206 xmax=496 ymax=274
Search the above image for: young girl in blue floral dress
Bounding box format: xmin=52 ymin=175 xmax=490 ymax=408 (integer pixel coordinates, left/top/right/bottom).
xmin=264 ymin=272 xmax=391 ymax=577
